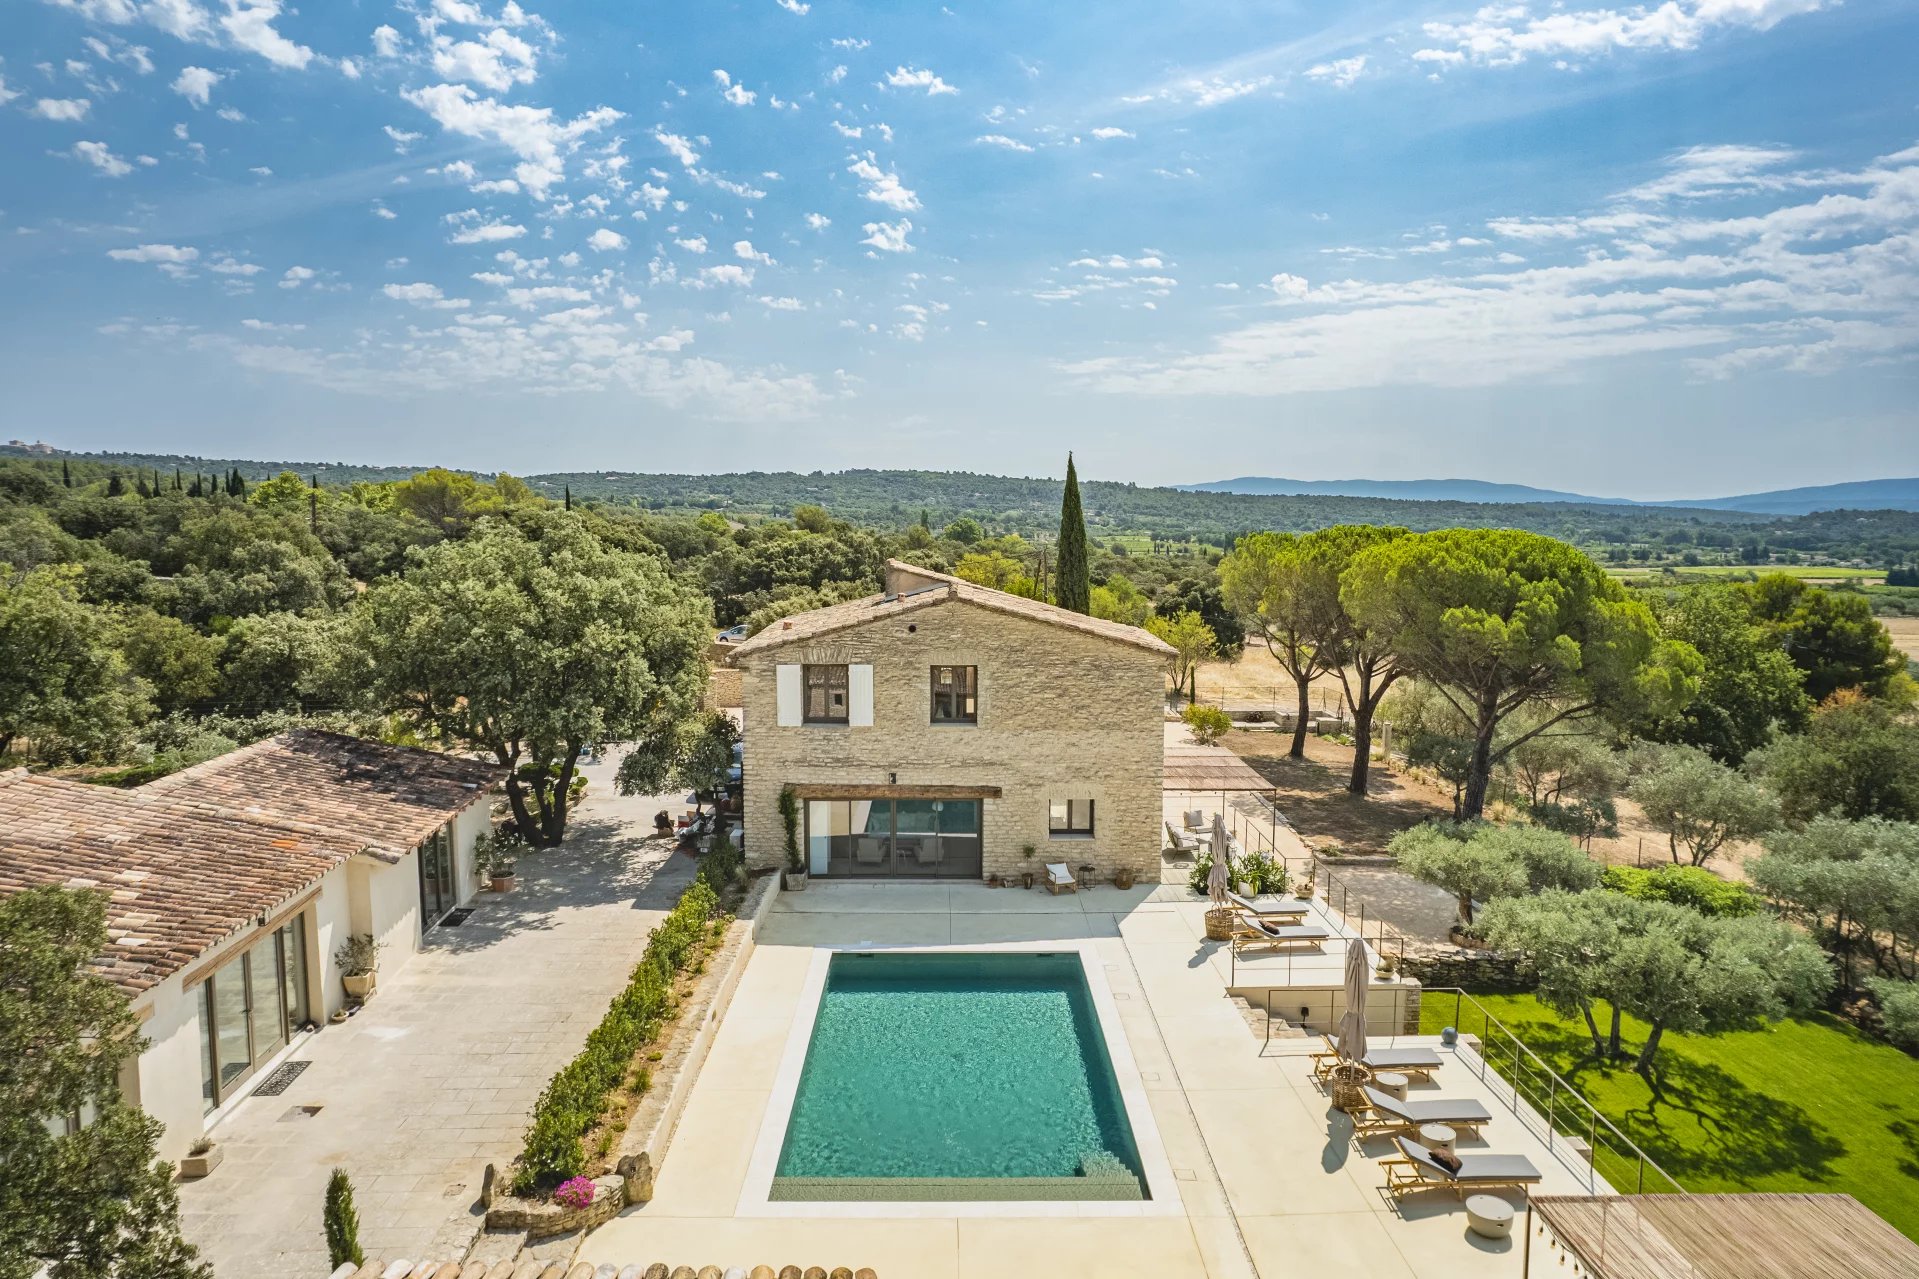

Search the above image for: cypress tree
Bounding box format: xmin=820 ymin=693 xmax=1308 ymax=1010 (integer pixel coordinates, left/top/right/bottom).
xmin=61 ymin=459 xmax=72 ymax=488
xmin=323 ymin=1168 xmax=364 ymax=1268
xmin=1055 ymin=452 xmax=1090 ymax=614
xmin=135 ymin=474 xmax=151 ymax=498
xmin=173 ymin=467 xmax=182 ymax=491
xmin=106 ymin=473 xmax=126 ymax=498
xmin=564 ymin=484 xmax=572 ymax=511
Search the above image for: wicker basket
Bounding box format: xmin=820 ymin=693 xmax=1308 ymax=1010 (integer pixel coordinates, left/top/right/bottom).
xmin=1204 ymin=908 xmax=1236 ymax=941
xmin=1327 ymin=1063 xmax=1372 ymax=1113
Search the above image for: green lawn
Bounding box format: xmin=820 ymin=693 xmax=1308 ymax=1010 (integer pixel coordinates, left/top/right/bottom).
xmin=1605 ymin=565 xmax=1885 ymax=582
xmin=1419 ymin=991 xmax=1919 ymax=1239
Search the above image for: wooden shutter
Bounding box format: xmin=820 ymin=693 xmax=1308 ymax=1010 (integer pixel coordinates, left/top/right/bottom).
xmin=848 ymin=664 xmax=874 ymax=727
xmin=775 ymin=664 xmax=802 ymax=726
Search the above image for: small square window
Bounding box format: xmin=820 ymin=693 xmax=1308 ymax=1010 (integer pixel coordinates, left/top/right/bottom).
xmin=804 ymin=664 xmax=849 ymax=724
xmin=930 ymin=665 xmax=977 ymax=724
xmin=1049 ymin=798 xmax=1095 ymax=837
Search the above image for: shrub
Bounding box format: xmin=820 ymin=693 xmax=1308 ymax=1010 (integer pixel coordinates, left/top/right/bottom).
xmin=1870 ymin=978 xmax=1919 ymax=1052
xmin=514 ymin=879 xmax=720 ymax=1192
xmin=1237 ymin=851 xmax=1287 ymax=896
xmin=1601 ymin=864 xmax=1761 ymax=918
xmin=1188 ymin=849 xmax=1218 ymax=897
xmin=324 ymin=1169 xmax=364 ymax=1269
xmin=1181 ymin=703 xmax=1233 ymax=746
xmin=778 ymin=784 xmax=802 ymax=873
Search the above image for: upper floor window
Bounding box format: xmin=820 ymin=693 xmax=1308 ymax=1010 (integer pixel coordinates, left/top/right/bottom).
xmin=1050 ymin=798 xmax=1095 ymax=837
xmin=805 ymin=664 xmax=850 ymax=723
xmin=930 ymin=665 xmax=977 ymax=724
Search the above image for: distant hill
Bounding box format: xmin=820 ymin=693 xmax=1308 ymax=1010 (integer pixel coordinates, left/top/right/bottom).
xmin=1178 ymin=477 xmax=1631 ymax=505
xmin=1182 ymin=475 xmax=1919 ymax=515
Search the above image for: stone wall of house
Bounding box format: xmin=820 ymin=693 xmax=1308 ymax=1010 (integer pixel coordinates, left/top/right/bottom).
xmin=735 ymin=597 xmax=1166 ymax=884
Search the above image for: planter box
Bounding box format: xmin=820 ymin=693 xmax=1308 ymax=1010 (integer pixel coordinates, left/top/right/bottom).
xmin=342 ymin=972 xmax=376 ymax=1000
xmin=179 ymin=1146 xmax=222 ymax=1178
xmin=783 ymin=870 xmax=808 ymax=892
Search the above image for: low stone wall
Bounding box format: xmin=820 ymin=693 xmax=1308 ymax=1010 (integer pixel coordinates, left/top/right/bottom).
xmin=479 ymin=873 xmax=777 ymax=1238
xmin=1398 ymin=946 xmax=1535 ymax=994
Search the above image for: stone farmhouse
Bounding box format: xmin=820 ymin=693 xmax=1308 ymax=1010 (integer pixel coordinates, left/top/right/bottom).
xmin=0 ymin=729 xmax=500 ymax=1161
xmin=729 ymin=559 xmax=1176 ymax=886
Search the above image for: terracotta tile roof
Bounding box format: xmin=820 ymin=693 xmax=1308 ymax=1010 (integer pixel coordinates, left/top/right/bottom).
xmin=0 ymin=732 xmax=502 ymax=996
xmin=729 ymin=558 xmax=1178 ymax=658
xmin=141 ymin=728 xmax=503 ymax=858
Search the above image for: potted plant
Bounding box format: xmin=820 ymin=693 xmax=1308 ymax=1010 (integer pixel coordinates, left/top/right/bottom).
xmin=180 ymin=1137 xmax=221 ymax=1178
xmin=1113 ymin=865 xmax=1136 ymax=890
xmin=336 ymin=934 xmax=381 ymax=1001
xmin=475 ymin=830 xmax=521 ymax=892
xmin=1020 ymin=844 xmax=1037 ymax=889
xmin=778 ymin=786 xmax=807 ymax=890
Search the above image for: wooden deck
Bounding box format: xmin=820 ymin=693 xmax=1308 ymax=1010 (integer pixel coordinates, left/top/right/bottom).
xmin=1531 ymin=1193 xmax=1919 ymax=1279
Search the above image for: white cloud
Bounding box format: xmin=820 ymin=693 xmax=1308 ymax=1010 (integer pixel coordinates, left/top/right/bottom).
xmin=279 ymin=265 xmax=316 ymax=288
xmin=1141 ymin=75 xmax=1274 ymax=108
xmin=675 ymin=235 xmax=708 ymax=253
xmin=471 ymin=178 xmax=520 ymax=194
xmin=733 ymin=239 xmax=774 ymax=264
xmin=883 ymin=65 xmax=957 ymax=95
xmin=384 ymin=125 xmax=424 ymax=153
xmin=860 ymin=218 xmax=913 ymax=253
xmin=804 ymin=212 xmax=830 ymax=230
xmin=171 ymin=65 xmax=220 ymax=106
xmin=372 ymin=202 xmax=397 ymax=219
xmin=372 ymin=24 xmax=403 ymax=57
xmin=241 ymin=318 xmax=304 ymax=332
xmin=504 ymin=284 xmax=591 ymax=306
xmin=207 ymin=256 xmax=261 ymax=275
xmin=431 ymin=27 xmax=539 ymax=92
xmin=1268 ymin=272 xmax=1311 ymax=297
xmin=449 ymin=218 xmax=527 ymax=243
xmin=1089 ymin=126 xmax=1134 ymax=140
xmin=339 ymin=56 xmax=361 ymax=79
xmin=1620 ymin=143 xmax=1801 ymax=201
xmin=713 ymin=68 xmax=756 ymax=106
xmin=1304 ymin=55 xmax=1367 ymax=88
xmin=217 ymin=105 xmax=247 ymax=122
xmin=221 ymin=1 xmax=316 ymax=70
xmin=588 ymin=227 xmax=627 ymax=251
xmin=831 ymin=36 xmax=869 ymax=49
xmin=847 ymin=151 xmax=920 ymax=211
xmin=403 ymin=83 xmax=622 ymax=196
xmin=693 ymin=263 xmax=754 ymax=288
xmin=827 ymin=64 xmax=847 ymax=84
xmin=107 ymin=242 xmax=197 ymax=263
xmin=1416 ymin=0 xmax=1831 ymax=68
xmin=31 ymin=98 xmax=92 ymax=121
xmin=759 ymin=295 xmax=805 ymax=310
xmin=69 ymin=140 xmax=133 ymax=176
xmin=384 ymin=281 xmax=471 ymax=309
xmin=775 ymin=0 xmax=809 ymax=12
xmin=653 ymin=128 xmax=699 ymax=168
xmin=976 ymin=134 xmax=1034 ymax=152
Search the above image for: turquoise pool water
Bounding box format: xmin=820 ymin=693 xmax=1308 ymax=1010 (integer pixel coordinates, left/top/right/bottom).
xmin=771 ymin=951 xmax=1148 ymax=1201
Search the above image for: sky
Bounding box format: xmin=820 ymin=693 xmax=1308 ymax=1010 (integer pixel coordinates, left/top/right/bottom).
xmin=1 ymin=0 xmax=1915 ymax=499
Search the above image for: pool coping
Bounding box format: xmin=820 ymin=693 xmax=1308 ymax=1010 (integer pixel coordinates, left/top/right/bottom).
xmin=736 ymin=939 xmax=1183 ymax=1218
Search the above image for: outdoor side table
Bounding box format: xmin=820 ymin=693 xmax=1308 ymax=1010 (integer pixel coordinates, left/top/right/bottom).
xmin=1417 ymin=1123 xmax=1457 ymax=1158
xmin=1465 ymin=1194 xmax=1515 ymax=1239
xmin=1373 ymin=1071 xmax=1410 ymax=1101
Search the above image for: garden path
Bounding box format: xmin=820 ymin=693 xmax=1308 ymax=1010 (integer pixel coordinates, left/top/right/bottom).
xmin=177 ymin=750 xmax=696 ymax=1278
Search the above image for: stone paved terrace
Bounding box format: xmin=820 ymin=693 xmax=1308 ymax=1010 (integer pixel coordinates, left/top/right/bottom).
xmin=579 ymin=882 xmax=1610 ymax=1279
xmin=178 ymin=751 xmax=697 ymax=1277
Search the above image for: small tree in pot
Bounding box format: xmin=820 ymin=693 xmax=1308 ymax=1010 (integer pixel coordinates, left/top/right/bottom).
xmin=1020 ymin=844 xmax=1037 ymax=889
xmin=474 ymin=829 xmax=524 ymax=892
xmin=335 ymin=934 xmax=381 ymax=1001
xmin=779 ymin=785 xmax=806 ymax=890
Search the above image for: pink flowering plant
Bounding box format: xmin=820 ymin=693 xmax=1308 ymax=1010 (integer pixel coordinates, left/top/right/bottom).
xmin=552 ymin=1176 xmax=596 ymax=1209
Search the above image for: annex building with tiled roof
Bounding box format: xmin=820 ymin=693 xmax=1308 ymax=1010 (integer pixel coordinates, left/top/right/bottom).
xmin=0 ymin=730 xmax=501 ymax=1162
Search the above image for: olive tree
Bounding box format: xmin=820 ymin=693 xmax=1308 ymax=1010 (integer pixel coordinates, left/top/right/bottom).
xmin=0 ymin=886 xmax=212 ymax=1279
xmin=361 ymin=513 xmax=712 ymax=846
xmin=1343 ymin=529 xmax=1700 ymax=819
xmin=1627 ymin=743 xmax=1781 ymax=867
xmin=1747 ymin=816 xmax=1919 ymax=989
xmin=1389 ymin=820 xmax=1600 ymax=926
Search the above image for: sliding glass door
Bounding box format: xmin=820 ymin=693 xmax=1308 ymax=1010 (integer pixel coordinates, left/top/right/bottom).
xmin=195 ymin=917 xmax=310 ymax=1113
xmin=418 ymin=823 xmax=455 ymax=932
xmin=804 ymin=798 xmax=983 ymax=879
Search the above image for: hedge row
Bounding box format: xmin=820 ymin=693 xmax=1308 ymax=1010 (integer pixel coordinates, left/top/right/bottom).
xmin=514 ymin=878 xmax=720 ymax=1193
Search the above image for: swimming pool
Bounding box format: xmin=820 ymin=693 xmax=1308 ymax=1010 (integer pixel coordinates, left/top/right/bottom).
xmin=765 ymin=950 xmax=1153 ymax=1203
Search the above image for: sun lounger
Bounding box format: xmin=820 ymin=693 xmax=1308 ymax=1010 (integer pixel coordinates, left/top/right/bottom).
xmin=1165 ymin=821 xmax=1204 ymax=855
xmin=1381 ymin=1136 xmax=1540 ymax=1198
xmin=1231 ymin=915 xmax=1329 ymax=954
xmin=1353 ymin=1087 xmax=1492 ymax=1138
xmin=1226 ymin=890 xmax=1312 ymax=920
xmin=1311 ymin=1036 xmax=1444 ymax=1082
xmin=1044 ymin=863 xmax=1077 ymax=895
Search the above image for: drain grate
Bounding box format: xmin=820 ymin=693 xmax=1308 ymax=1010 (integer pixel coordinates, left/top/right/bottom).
xmin=251 ymin=1060 xmax=311 ymax=1096
xmin=440 ymin=906 xmax=476 ymax=927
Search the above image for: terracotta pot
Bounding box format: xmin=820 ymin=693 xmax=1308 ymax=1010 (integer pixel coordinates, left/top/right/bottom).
xmin=490 ymin=872 xmax=516 ymax=892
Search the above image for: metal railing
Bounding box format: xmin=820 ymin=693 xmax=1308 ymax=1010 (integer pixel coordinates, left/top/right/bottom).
xmin=1425 ymin=986 xmax=1685 ymax=1198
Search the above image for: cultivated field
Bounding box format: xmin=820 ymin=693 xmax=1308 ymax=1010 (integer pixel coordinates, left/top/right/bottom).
xmin=1884 ymin=615 xmax=1919 ymax=662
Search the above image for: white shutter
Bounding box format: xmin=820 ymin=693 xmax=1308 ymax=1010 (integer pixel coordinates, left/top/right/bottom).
xmin=775 ymin=664 xmax=802 ymax=727
xmin=848 ymin=664 xmax=874 ymax=727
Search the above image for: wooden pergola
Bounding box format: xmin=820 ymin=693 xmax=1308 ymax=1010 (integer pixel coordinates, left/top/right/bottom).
xmin=1527 ymin=1194 xmax=1919 ymax=1279
xmin=1163 ymin=742 xmax=1274 ymax=793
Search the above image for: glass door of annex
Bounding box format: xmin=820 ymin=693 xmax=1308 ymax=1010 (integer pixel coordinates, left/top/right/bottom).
xmin=805 ymin=798 xmax=983 ymax=879
xmin=418 ymin=823 xmax=455 ymax=931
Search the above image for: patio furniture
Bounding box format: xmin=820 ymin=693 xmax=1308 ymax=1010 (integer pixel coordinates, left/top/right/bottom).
xmin=1183 ymin=809 xmax=1208 ymax=831
xmin=1372 ymin=1071 xmax=1410 ymax=1102
xmin=1043 ymin=863 xmax=1077 ymax=895
xmin=1382 ymin=1136 xmax=1541 ymax=1199
xmin=853 ymin=836 xmax=887 ymax=867
xmin=1352 ymin=1088 xmax=1490 ymax=1139
xmin=1465 ymin=1194 xmax=1516 ymax=1238
xmin=1165 ymin=822 xmax=1205 ymax=855
xmin=1231 ymin=915 xmax=1330 ymax=954
xmin=1418 ymin=1124 xmax=1458 ymax=1158
xmin=1312 ymin=1037 xmax=1444 ymax=1082
xmin=1225 ymin=891 xmax=1312 ymax=920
